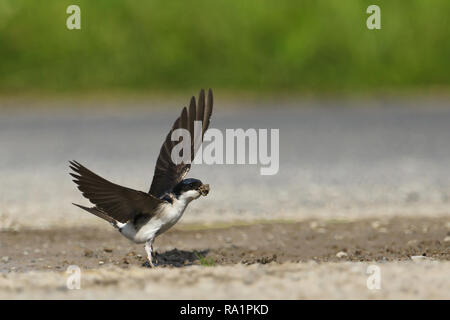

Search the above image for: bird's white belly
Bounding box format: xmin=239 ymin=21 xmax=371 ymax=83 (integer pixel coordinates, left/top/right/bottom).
xmin=120 ymin=202 xmax=188 ymax=243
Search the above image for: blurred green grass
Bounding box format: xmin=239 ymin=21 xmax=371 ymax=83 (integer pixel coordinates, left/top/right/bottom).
xmin=0 ymin=0 xmax=449 ymax=94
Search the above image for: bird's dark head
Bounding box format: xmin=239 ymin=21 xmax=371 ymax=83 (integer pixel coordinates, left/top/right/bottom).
xmin=173 ymin=178 xmax=210 ymax=200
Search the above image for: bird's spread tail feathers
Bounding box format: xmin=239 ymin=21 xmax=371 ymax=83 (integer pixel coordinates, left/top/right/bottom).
xmin=72 ymin=203 xmax=122 ymax=229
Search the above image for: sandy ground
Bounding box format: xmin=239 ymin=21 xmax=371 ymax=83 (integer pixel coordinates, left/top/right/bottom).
xmin=1 ymin=262 xmax=449 ymax=299
xmin=1 ymin=217 xmax=449 ymax=299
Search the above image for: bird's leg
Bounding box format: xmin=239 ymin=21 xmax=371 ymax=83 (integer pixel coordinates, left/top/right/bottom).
xmin=152 ymin=244 xmax=158 ymax=264
xmin=144 ymin=239 xmax=155 ymax=268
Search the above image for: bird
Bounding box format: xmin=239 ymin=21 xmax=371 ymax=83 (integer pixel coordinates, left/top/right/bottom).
xmin=69 ymin=89 xmax=213 ymax=267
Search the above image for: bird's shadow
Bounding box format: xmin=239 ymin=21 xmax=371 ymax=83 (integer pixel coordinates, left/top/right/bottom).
xmin=142 ymin=248 xmax=210 ymax=268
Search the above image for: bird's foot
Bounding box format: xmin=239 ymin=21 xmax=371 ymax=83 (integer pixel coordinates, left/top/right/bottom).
xmin=142 ymin=260 xmax=158 ymax=268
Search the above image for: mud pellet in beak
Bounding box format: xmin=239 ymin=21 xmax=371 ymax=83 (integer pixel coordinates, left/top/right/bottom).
xmin=199 ymin=184 xmax=210 ymax=196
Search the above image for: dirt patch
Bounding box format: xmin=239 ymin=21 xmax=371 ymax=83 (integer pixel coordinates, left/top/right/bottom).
xmin=0 ymin=217 xmax=449 ymax=272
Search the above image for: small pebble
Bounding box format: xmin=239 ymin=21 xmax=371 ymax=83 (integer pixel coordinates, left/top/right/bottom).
xmin=1 ymin=256 xmax=10 ymax=263
xmin=336 ymin=251 xmax=348 ymax=258
xmin=84 ymin=249 xmax=94 ymax=257
xmin=309 ymin=221 xmax=318 ymax=229
xmin=98 ymin=261 xmax=104 ymax=265
xmin=411 ymin=255 xmax=432 ymax=262
xmin=371 ymin=221 xmax=381 ymax=229
xmin=443 ymin=236 xmax=450 ymax=242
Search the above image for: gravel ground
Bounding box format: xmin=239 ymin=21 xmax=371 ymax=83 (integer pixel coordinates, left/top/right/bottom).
xmin=0 ymin=218 xmax=449 ymax=299
xmin=1 ymin=218 xmax=449 ymax=273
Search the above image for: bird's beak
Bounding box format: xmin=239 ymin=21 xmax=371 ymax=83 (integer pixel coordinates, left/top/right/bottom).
xmin=198 ymin=184 xmax=210 ymax=196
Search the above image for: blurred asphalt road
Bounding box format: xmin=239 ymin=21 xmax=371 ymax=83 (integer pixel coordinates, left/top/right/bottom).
xmin=1 ymin=98 xmax=450 ymax=229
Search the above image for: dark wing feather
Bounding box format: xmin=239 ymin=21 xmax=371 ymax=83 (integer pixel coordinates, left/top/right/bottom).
xmin=149 ymin=89 xmax=213 ymax=198
xmin=70 ymin=161 xmax=164 ymax=223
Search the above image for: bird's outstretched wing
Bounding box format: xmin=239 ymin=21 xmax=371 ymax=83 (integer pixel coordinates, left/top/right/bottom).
xmin=149 ymin=89 xmax=213 ymax=198
xmin=70 ymin=161 xmax=164 ymax=223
